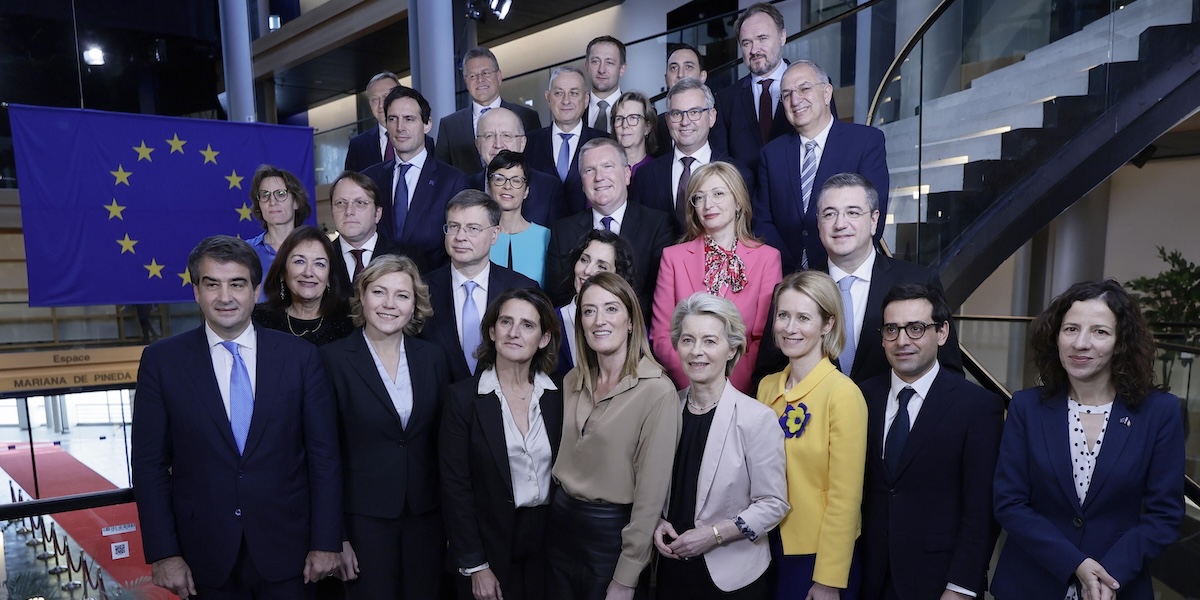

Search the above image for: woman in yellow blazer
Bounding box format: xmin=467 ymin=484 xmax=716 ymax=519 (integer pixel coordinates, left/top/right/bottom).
xmin=756 ymin=271 xmax=867 ymax=600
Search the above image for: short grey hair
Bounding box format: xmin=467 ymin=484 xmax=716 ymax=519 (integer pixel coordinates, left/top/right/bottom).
xmin=669 ymin=293 xmax=748 ymax=377
xmin=548 ymin=65 xmax=586 ymax=90
xmin=666 ymin=77 xmax=715 ymax=109
xmin=366 ymin=72 xmax=401 ymax=88
xmin=786 ymin=60 xmax=832 ymax=88
xmin=817 ymin=172 xmax=879 ymax=212
xmin=462 ymin=47 xmax=500 ymax=71
xmin=579 ymin=137 xmax=628 ymax=169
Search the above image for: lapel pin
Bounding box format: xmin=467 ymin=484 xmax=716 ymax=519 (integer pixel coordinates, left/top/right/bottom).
xmin=1119 ymin=416 xmax=1131 ymax=427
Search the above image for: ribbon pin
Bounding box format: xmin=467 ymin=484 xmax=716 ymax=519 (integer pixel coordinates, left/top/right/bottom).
xmin=1119 ymin=416 xmax=1131 ymax=427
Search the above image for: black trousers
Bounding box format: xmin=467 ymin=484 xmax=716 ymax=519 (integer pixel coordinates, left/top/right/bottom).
xmin=195 ymin=538 xmax=313 ymax=600
xmin=455 ymin=504 xmax=551 ymax=600
xmin=547 ymin=490 xmax=633 ymax=600
xmin=344 ymin=509 xmax=445 ymax=600
xmin=656 ymin=554 xmax=768 ymax=599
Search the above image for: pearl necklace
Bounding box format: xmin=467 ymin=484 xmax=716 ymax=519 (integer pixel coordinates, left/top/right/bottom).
xmin=686 ymin=391 xmax=719 ymax=414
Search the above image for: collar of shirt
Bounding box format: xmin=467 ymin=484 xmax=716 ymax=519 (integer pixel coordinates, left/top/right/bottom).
xmin=752 ymin=61 xmax=788 ymax=105
xmin=451 ymin=261 xmax=492 ymax=294
xmin=478 ymin=368 xmax=559 ymax=397
xmin=592 ymin=200 xmax=629 ymax=232
xmin=889 ymin=361 xmax=940 ymax=414
xmin=590 ymin=89 xmax=621 ymax=115
xmin=474 ymin=98 xmax=502 ymax=120
xmin=800 ymin=113 xmax=835 ymax=152
xmin=377 ymin=124 xmax=389 ymax=154
xmin=205 ymin=320 xmax=256 ymax=352
xmin=828 ymin=247 xmax=876 ymax=284
xmin=398 ymin=146 xmax=428 ymax=171
xmin=673 ymin=142 xmax=713 ymax=163
xmin=551 ymin=120 xmax=584 ymax=137
xmin=340 ymin=231 xmax=378 ymax=254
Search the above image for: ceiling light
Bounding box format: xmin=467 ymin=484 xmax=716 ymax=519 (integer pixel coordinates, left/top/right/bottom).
xmin=83 ymin=46 xmax=104 ymax=66
xmin=492 ymin=0 xmax=512 ymax=20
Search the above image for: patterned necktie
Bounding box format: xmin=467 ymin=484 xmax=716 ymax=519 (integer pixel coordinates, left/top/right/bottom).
xmin=349 ymin=249 xmax=365 ymax=280
xmin=799 ymin=140 xmax=819 ymax=269
xmin=220 ymin=341 xmax=253 ymax=454
xmin=595 ymin=100 xmax=609 ymax=133
xmin=601 ymin=216 xmax=614 ymax=231
xmin=462 ymin=281 xmax=481 ymax=374
xmin=758 ymin=78 xmax=774 ymax=143
xmin=837 ymin=275 xmax=857 ymax=376
xmin=676 ymin=156 xmax=696 ymax=226
xmin=885 ymin=387 xmax=915 ymax=475
xmin=556 ymin=133 xmax=574 ymax=181
xmin=393 ymin=163 xmax=412 ymax=237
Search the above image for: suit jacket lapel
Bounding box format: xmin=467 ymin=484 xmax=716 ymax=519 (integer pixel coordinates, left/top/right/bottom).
xmin=864 ymin=381 xmax=888 ymax=472
xmin=785 ymin=135 xmax=805 ymax=223
xmin=348 ymin=331 xmax=405 ymax=428
xmin=1081 ymin=398 xmax=1132 ymax=511
xmin=893 ymin=371 xmax=955 ymax=478
xmin=1039 ymin=393 xmax=1078 ymax=506
xmin=241 ymin=326 xmax=278 ymax=459
xmin=476 ymin=389 xmax=515 ymax=497
xmin=695 ymin=384 xmax=736 ymax=512
xmin=853 ymin=256 xmax=892 ymax=378
xmin=433 ymin=271 xmax=469 ymax=376
xmin=187 ymin=327 xmax=240 ymax=454
xmin=542 ymin=388 xmax=564 ymax=462
xmin=680 ymin=239 xmax=704 ymax=285
xmin=402 ymin=158 xmax=439 ymax=239
xmin=403 ymin=335 xmax=436 ymax=432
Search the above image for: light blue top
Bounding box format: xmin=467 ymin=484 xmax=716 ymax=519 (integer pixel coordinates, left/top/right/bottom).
xmin=246 ymin=231 xmax=276 ymax=302
xmin=490 ymin=224 xmax=551 ymax=287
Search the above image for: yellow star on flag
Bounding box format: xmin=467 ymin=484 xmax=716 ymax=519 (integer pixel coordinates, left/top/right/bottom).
xmin=116 ymin=234 xmax=138 ymax=254
xmin=178 ymin=268 xmax=192 ymax=287
xmin=110 ymin=165 xmax=132 ymax=186
xmin=225 ymin=169 xmax=244 ymax=189
xmin=133 ymin=141 xmax=155 ymax=161
xmin=145 ymin=259 xmax=165 ymax=279
xmin=104 ymin=199 xmax=126 ymax=220
xmin=235 ymin=202 xmax=254 ymax=221
xmin=200 ymin=144 xmax=219 ymax=164
xmin=166 ymin=134 xmax=187 ymax=154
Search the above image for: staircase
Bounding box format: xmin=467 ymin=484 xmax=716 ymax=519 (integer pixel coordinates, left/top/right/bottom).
xmin=874 ymin=0 xmax=1200 ymax=303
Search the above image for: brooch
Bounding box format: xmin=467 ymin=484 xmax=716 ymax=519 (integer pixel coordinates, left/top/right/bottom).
xmin=780 ymin=403 xmax=811 ymax=438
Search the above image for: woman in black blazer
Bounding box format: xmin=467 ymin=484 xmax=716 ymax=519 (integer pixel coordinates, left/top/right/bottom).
xmin=320 ymin=254 xmax=451 ymax=599
xmin=441 ymin=287 xmax=564 ymax=600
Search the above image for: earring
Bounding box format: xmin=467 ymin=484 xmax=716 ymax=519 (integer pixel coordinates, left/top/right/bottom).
xmin=280 ymin=284 xmax=286 ymax=301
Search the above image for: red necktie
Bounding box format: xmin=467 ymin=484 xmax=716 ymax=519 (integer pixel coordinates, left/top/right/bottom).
xmin=349 ymin=249 xmax=365 ymax=279
xmin=758 ymin=79 xmax=774 ymax=144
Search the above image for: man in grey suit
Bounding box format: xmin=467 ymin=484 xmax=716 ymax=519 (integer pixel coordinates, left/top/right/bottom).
xmin=436 ymin=47 xmax=542 ymax=177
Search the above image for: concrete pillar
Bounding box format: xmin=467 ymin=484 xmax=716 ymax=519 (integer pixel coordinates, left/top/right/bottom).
xmin=409 ymin=0 xmax=457 ymax=139
xmin=17 ymin=398 xmax=30 ymax=431
xmin=219 ymin=0 xmax=257 ymax=122
xmin=1049 ymin=180 xmax=1111 ymax=298
xmin=1007 ymin=240 xmax=1032 ymax=389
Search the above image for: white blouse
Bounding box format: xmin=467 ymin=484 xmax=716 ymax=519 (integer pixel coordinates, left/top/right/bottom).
xmin=1064 ymin=397 xmax=1112 ymax=600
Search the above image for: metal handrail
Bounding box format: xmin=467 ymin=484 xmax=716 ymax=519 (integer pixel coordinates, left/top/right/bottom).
xmin=0 ymin=489 xmax=133 ymax=521
xmin=864 ymin=0 xmax=957 ymax=126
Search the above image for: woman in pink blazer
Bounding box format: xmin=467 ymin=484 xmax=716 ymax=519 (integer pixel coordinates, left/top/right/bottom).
xmin=651 ymin=161 xmax=783 ymax=394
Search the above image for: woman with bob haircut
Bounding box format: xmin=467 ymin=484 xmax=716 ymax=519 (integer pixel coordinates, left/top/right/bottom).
xmin=756 ymin=270 xmax=866 ymax=600
xmin=654 ymin=293 xmax=788 ymax=599
xmin=651 ymin=161 xmax=782 ymax=394
xmin=611 ymin=91 xmax=659 ymax=176
xmin=441 ymin=287 xmax=564 ymax=600
xmin=319 ymin=254 xmax=452 ymax=599
xmin=992 ymin=279 xmax=1184 ymax=600
xmin=549 ymin=271 xmax=681 ymax=599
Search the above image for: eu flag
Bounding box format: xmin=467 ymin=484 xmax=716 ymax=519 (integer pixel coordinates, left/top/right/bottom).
xmin=10 ymin=104 xmax=315 ymax=307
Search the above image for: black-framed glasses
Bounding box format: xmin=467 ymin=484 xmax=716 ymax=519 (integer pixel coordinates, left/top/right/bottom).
xmin=488 ymin=173 xmax=527 ymax=189
xmin=257 ymin=189 xmax=291 ymax=203
xmin=613 ymin=114 xmax=644 ymax=127
xmin=665 ymin=107 xmax=711 ymax=123
xmin=880 ymin=321 xmax=942 ymax=341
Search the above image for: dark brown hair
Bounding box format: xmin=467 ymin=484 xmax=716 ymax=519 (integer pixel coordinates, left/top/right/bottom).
xmin=262 ymin=226 xmax=347 ymax=317
xmin=474 ymin=287 xmax=562 ymax=380
xmin=250 ymin=164 xmax=312 ymax=228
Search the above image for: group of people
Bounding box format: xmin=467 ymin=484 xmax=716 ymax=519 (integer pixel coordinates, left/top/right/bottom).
xmin=130 ymin=2 xmax=1185 ymax=600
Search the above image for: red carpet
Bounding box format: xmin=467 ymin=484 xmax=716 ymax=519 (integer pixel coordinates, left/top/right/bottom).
xmin=0 ymin=442 xmax=170 ymax=599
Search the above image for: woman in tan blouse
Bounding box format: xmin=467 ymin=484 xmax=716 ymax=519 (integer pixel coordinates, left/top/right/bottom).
xmin=550 ymin=271 xmax=682 ymax=599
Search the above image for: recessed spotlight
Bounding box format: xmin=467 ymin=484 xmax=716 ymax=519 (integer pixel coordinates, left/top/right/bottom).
xmin=83 ymin=46 xmax=104 ymax=66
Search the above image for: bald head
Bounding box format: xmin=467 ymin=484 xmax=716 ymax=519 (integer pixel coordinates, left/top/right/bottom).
xmin=474 ymin=107 xmax=528 ymax=165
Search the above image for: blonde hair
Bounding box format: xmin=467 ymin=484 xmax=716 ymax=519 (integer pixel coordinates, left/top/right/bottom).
xmin=772 ymin=270 xmax=845 ymax=359
xmin=574 ymin=272 xmax=659 ymax=389
xmin=349 ymin=255 xmax=433 ymax=336
xmin=670 ymin=293 xmax=747 ymax=377
xmin=682 ymin=162 xmax=758 ymax=244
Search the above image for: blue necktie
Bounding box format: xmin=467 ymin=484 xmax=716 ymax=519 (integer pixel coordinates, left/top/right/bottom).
xmin=393 ymin=163 xmax=412 ymax=238
xmin=220 ymin=341 xmax=253 ymax=454
xmin=799 ymin=140 xmax=818 ymax=269
xmin=556 ymin=133 xmax=574 ymax=181
xmin=837 ymin=275 xmax=857 ymax=376
xmin=462 ymin=281 xmax=481 ymax=374
xmin=601 ymin=216 xmax=614 ymax=231
xmin=885 ymin=387 xmax=915 ymax=475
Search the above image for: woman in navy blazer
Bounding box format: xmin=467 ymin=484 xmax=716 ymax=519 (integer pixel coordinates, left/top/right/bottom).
xmin=653 ymin=293 xmax=789 ymax=598
xmin=993 ymin=280 xmax=1184 ymax=600
xmin=441 ymin=287 xmax=564 ymax=600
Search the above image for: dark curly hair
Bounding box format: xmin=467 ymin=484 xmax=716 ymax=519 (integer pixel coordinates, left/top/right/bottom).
xmin=1029 ymin=279 xmax=1162 ymax=409
xmin=562 ymin=229 xmax=637 ymax=300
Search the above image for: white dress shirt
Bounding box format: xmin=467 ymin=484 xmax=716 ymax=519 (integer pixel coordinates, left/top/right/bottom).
xmin=799 ymin=113 xmax=834 ymax=171
xmin=376 ymin=124 xmax=389 ymax=160
xmin=338 ymin=232 xmax=379 ymax=281
xmin=828 ymin=248 xmax=876 ymax=349
xmin=205 ymin=322 xmax=258 ymax=420
xmin=590 ymin=200 xmax=629 ymax=235
xmin=671 ymin=142 xmax=713 ymax=208
xmin=472 ymin=97 xmax=503 ymax=133
xmin=550 ymin=121 xmax=584 ymax=166
xmin=395 ymin=147 xmax=428 ymax=209
xmin=751 ymin=61 xmax=788 ymax=120
xmin=588 ymin=89 xmax=621 ymax=129
xmin=363 ymin=330 xmax=414 ymax=427
xmin=478 ymin=368 xmax=557 ymax=507
xmin=451 ymin=262 xmax=491 ymax=347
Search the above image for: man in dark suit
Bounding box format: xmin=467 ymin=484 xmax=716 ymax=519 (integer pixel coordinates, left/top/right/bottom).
xmin=656 ymin=43 xmax=727 ymax=158
xmin=545 ymin=137 xmax=676 ymax=312
xmin=421 ymin=190 xmax=539 ymax=382
xmin=465 ymin=107 xmax=568 ymax=226
xmin=328 ymin=171 xmax=427 ymax=295
xmin=859 ymin=283 xmax=1003 ymax=600
xmin=714 ymin=3 xmax=793 ymax=172
xmin=584 ymin=36 xmax=626 ymax=135
xmin=755 ymin=60 xmax=889 ymax=273
xmin=132 ymin=236 xmax=341 ymax=599
xmin=524 ymin=66 xmax=607 ymax=215
xmin=752 ymin=174 xmax=960 ymax=386
xmin=436 ymin=47 xmax=542 ymax=177
xmin=364 ymin=85 xmax=468 ymax=270
xmin=630 ymin=78 xmax=750 ymax=229
xmin=345 ymin=72 xmax=401 ymax=173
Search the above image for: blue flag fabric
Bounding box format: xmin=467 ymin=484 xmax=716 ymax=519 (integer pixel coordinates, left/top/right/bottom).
xmin=10 ymin=104 xmax=316 ymax=307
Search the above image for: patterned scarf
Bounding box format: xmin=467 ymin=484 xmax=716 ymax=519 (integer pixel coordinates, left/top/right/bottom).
xmin=702 ymin=236 xmax=747 ymax=295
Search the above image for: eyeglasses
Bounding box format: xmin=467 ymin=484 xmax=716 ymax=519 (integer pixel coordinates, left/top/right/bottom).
xmin=488 ymin=174 xmax=527 ymax=189
xmin=689 ymin=190 xmax=731 ymax=206
xmin=613 ymin=114 xmax=644 ymax=127
xmin=465 ymin=68 xmax=497 ymax=82
xmin=881 ymin=321 xmax=941 ymax=342
xmin=332 ymin=199 xmax=373 ymax=212
xmin=780 ymin=82 xmax=827 ymax=102
xmin=819 ymin=208 xmax=872 ymax=222
xmin=476 ymin=132 xmax=524 ymax=144
xmin=443 ymin=223 xmax=495 ymax=236
xmin=665 ymin=107 xmax=711 ymax=123
xmin=258 ymin=189 xmax=291 ymax=204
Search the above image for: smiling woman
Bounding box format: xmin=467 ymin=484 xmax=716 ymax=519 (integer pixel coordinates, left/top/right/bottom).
xmin=252 ymin=226 xmax=354 ymax=347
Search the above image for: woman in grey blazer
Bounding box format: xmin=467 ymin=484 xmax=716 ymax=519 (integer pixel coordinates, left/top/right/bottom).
xmin=653 ymin=293 xmax=790 ymax=598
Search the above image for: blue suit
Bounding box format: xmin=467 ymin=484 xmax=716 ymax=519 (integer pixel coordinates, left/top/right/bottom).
xmin=363 ymin=155 xmax=467 ymax=269
xmin=345 ymin=126 xmax=384 ymax=173
xmin=754 ymin=120 xmax=889 ymax=273
xmin=436 ymin=101 xmax=543 ymax=177
xmin=420 ymin=263 xmax=540 ymax=382
xmin=467 ymin=168 xmax=568 ymax=227
xmin=992 ymin=389 xmax=1184 ymax=599
xmin=628 ymin=150 xmax=754 ymax=230
xmin=523 ymin=125 xmax=608 ymax=216
xmin=132 ymin=326 xmax=342 ymax=587
xmin=714 ymin=73 xmax=793 ymax=173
